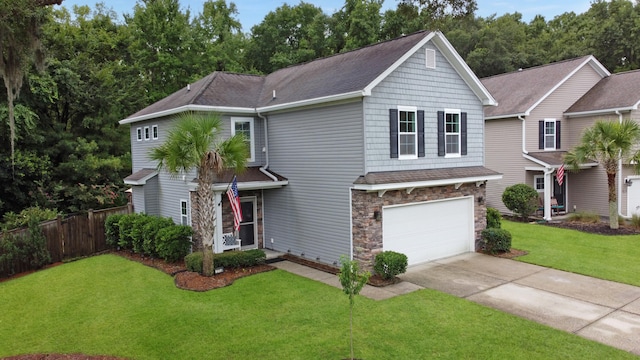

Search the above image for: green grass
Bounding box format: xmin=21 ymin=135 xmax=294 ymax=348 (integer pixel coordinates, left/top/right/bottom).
xmin=0 ymin=254 xmax=635 ymax=359
xmin=505 ymin=220 xmax=640 ymax=286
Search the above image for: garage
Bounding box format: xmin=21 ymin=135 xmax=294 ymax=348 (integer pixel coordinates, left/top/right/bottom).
xmin=382 ymin=196 xmax=474 ymax=266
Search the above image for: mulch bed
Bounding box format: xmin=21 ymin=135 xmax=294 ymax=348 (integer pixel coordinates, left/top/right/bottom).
xmin=542 ymin=220 xmax=640 ymax=235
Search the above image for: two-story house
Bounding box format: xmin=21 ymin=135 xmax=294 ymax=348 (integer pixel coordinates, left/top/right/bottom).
xmin=120 ymin=31 xmax=500 ymax=269
xmin=483 ymin=56 xmax=640 ymax=220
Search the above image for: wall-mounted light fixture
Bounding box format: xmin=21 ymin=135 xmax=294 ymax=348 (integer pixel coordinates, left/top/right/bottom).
xmin=477 ymin=196 xmax=484 ymax=204
xmin=373 ymin=210 xmax=382 ymax=221
xmin=625 ymin=178 xmax=633 ymax=186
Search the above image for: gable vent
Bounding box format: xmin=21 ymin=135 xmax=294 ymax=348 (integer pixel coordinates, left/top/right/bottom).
xmin=425 ymin=49 xmax=436 ymax=69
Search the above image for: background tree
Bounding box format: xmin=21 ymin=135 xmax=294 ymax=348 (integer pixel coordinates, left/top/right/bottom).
xmin=150 ymin=113 xmax=248 ymax=276
xmin=329 ymin=0 xmax=382 ymax=52
xmin=564 ymin=120 xmax=640 ymax=229
xmin=0 ymin=0 xmax=55 ymax=170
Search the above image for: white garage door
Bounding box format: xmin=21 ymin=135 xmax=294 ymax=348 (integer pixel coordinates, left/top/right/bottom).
xmin=383 ymin=197 xmax=474 ymax=266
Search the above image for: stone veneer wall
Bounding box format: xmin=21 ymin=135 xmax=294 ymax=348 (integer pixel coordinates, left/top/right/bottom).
xmin=189 ymin=190 xmax=263 ymax=250
xmin=351 ymin=183 xmax=487 ymax=270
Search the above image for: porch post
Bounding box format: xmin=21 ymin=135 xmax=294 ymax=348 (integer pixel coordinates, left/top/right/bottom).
xmin=214 ymin=191 xmax=223 ymax=253
xmin=543 ymin=169 xmax=553 ymax=221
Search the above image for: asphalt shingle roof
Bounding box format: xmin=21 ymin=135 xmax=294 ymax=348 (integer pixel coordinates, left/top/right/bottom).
xmin=566 ymin=69 xmax=640 ymax=113
xmin=354 ymin=166 xmax=501 ymax=185
xmin=481 ymin=56 xmax=594 ymax=118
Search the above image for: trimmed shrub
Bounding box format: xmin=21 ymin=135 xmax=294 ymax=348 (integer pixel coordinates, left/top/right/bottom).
xmin=482 ymin=228 xmax=512 ymax=254
xmin=185 ymin=249 xmax=267 ymax=274
xmin=502 ymin=183 xmax=538 ymax=220
xmin=142 ymin=217 xmax=175 ymax=256
xmin=130 ymin=214 xmax=152 ymax=254
xmin=105 ymin=214 xmax=125 ymax=248
xmin=486 ymin=207 xmax=502 ymax=229
xmin=23 ymin=217 xmax=51 ymax=269
xmin=0 ymin=233 xmax=19 ymax=276
xmin=373 ymin=251 xmax=408 ymax=280
xmin=117 ymin=214 xmax=139 ymax=250
xmin=185 ymin=252 xmax=203 ymax=273
xmin=156 ymin=225 xmax=193 ymax=262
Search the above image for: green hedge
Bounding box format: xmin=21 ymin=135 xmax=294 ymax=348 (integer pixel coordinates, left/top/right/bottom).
xmin=486 ymin=207 xmax=502 ymax=229
xmin=482 ymin=228 xmax=512 ymax=254
xmin=105 ymin=213 xmax=125 ymax=247
xmin=373 ymin=251 xmax=408 ymax=280
xmin=0 ymin=218 xmax=51 ymax=277
xmin=185 ymin=249 xmax=266 ymax=274
xmin=142 ymin=217 xmax=175 ymax=256
xmin=156 ymin=225 xmax=193 ymax=262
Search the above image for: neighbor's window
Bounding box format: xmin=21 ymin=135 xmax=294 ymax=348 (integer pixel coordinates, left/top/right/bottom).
xmin=544 ymin=120 xmax=556 ymax=150
xmin=180 ymin=200 xmax=189 ymax=226
xmin=144 ymin=126 xmax=150 ymax=141
xmin=152 ymin=125 xmax=158 ymax=140
xmin=445 ymin=109 xmax=461 ymax=156
xmin=231 ymin=117 xmax=255 ymax=162
xmin=398 ymin=106 xmax=417 ymax=158
xmin=136 ymin=128 xmax=142 ymax=141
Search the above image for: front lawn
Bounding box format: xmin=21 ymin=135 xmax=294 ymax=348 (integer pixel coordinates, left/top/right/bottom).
xmin=0 ymin=254 xmax=635 ymax=359
xmin=504 ymin=220 xmax=640 ymax=286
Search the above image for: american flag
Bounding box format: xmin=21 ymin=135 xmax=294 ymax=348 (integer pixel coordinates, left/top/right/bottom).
xmin=226 ymin=176 xmax=242 ymax=231
xmin=557 ymin=164 xmax=565 ymax=186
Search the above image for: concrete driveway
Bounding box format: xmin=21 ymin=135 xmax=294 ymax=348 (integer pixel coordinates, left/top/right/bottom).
xmin=399 ymin=253 xmax=640 ymax=355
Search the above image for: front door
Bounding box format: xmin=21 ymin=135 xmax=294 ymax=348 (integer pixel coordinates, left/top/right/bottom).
xmin=553 ymin=175 xmax=566 ymax=207
xmin=239 ymin=197 xmax=257 ymax=249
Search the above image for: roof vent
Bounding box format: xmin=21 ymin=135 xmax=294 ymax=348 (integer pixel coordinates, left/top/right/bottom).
xmin=187 ymin=84 xmax=191 ymax=91
xmin=272 ymin=89 xmax=276 ymax=99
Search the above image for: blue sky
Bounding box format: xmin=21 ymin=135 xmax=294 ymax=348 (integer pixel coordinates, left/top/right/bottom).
xmin=57 ymin=0 xmax=593 ymax=31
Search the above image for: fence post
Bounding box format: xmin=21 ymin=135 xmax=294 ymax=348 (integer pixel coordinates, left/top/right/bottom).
xmin=127 ymin=202 xmax=133 ymax=214
xmin=88 ymin=209 xmax=95 ymax=254
xmin=57 ymin=215 xmax=65 ymax=258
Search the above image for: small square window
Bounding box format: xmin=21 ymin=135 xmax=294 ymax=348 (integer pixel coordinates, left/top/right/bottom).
xmin=136 ymin=128 xmax=142 ymax=141
xmin=152 ymin=125 xmax=158 ymax=140
xmin=534 ymin=176 xmax=545 ymax=192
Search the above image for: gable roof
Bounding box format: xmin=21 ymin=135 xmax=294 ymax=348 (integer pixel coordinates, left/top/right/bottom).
xmin=120 ymin=31 xmax=495 ymax=125
xmin=565 ymin=69 xmax=640 ymax=117
xmin=481 ymin=56 xmax=610 ymax=120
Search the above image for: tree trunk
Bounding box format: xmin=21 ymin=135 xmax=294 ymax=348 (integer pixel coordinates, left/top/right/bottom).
xmin=5 ymin=84 xmax=16 ymax=173
xmin=198 ymin=179 xmax=216 ymax=276
xmin=607 ymin=171 xmax=619 ymax=229
xmin=203 ymin=244 xmax=214 ymax=277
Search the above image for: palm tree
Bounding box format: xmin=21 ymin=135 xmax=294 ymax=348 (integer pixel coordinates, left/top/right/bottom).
xmin=564 ymin=119 xmax=640 ymax=229
xmin=150 ymin=112 xmax=248 ymax=276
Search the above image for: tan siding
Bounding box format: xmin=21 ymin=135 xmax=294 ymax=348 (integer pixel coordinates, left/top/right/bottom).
xmin=485 ymin=118 xmax=527 ymax=213
xmin=568 ymin=166 xmax=609 ymax=216
xmin=526 ymin=65 xmax=604 ymax=152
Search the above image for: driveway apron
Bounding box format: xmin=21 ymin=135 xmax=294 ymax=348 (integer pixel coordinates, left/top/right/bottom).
xmin=399 ymin=252 xmax=640 ymax=355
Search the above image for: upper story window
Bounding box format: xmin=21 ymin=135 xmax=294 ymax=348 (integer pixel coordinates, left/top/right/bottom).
xmin=437 ymin=110 xmax=467 ymax=157
xmin=398 ymin=106 xmax=418 ymax=159
xmin=144 ymin=126 xmax=150 ymax=141
xmin=539 ymin=119 xmax=561 ymax=150
xmin=152 ymin=125 xmax=158 ymax=140
xmin=136 ymin=128 xmax=142 ymax=141
xmin=231 ymin=117 xmax=255 ymax=162
xmin=389 ymin=107 xmax=424 ymax=159
xmin=445 ymin=109 xmax=461 ymax=157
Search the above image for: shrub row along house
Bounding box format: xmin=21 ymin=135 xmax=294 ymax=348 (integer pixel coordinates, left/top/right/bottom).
xmin=119 ymin=31 xmax=502 ymax=269
xmin=482 ymin=57 xmax=640 ymax=221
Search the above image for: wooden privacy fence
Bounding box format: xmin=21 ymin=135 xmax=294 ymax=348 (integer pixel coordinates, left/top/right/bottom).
xmin=1 ymin=204 xmax=132 ymax=277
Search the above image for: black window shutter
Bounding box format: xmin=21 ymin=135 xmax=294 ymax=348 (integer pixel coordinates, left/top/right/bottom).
xmin=556 ymin=121 xmax=561 ymax=149
xmin=461 ymin=112 xmax=467 ymax=155
xmin=437 ymin=111 xmax=445 ymax=156
xmin=417 ymin=110 xmax=425 ymax=157
xmin=390 ymin=109 xmax=398 ymax=158
xmin=538 ymin=120 xmax=544 ymax=149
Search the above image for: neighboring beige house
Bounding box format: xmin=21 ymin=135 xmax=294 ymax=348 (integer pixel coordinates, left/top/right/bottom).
xmin=482 ymin=56 xmax=640 ymax=220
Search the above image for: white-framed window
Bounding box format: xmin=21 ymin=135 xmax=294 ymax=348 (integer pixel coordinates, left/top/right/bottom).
xmin=152 ymin=125 xmax=158 ymax=140
xmin=534 ymin=175 xmax=545 ymax=192
xmin=144 ymin=126 xmax=150 ymax=141
xmin=136 ymin=127 xmax=142 ymax=141
xmin=231 ymin=117 xmax=255 ymax=162
xmin=544 ymin=119 xmax=556 ymax=150
xmin=398 ymin=106 xmax=418 ymax=159
xmin=445 ymin=109 xmax=461 ymax=157
xmin=180 ymin=199 xmax=189 ymax=226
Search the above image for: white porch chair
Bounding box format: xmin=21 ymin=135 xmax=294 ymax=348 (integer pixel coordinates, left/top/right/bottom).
xmin=221 ymin=232 xmax=242 ymax=251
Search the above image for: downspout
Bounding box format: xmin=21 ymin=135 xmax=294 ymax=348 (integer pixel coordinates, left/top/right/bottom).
xmin=616 ymin=110 xmax=629 ymax=218
xmin=256 ymin=110 xmax=278 ymax=181
xmin=518 ymin=115 xmax=528 ymax=154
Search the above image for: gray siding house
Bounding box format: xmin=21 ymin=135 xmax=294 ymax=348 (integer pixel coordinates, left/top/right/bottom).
xmin=120 ymin=31 xmax=500 ymax=269
xmin=483 ymin=57 xmax=640 ymax=220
